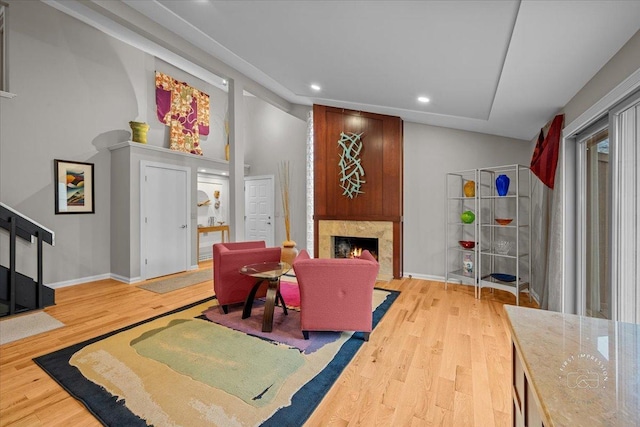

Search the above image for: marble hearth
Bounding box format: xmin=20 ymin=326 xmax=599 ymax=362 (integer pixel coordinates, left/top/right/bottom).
xmin=318 ymin=220 xmax=393 ymax=281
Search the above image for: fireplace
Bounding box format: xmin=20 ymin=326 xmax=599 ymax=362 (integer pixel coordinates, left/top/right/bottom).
xmin=313 ymin=106 xmax=403 ymax=280
xmin=332 ymin=236 xmax=379 ymax=260
xmin=318 ymin=220 xmax=394 ymax=280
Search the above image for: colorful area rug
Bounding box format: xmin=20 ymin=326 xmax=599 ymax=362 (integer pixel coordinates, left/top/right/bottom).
xmin=34 ymin=288 xmax=399 ymax=426
xmin=0 ymin=311 xmax=65 ymax=345
xmin=137 ymin=269 xmax=212 ymax=294
xmin=279 ymin=279 xmax=300 ymax=308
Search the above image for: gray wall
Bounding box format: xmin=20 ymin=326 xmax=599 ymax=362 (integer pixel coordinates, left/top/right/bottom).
xmin=563 ymin=29 xmax=640 ymax=125
xmin=2 ymin=1 xmax=635 ymax=287
xmin=0 ymin=0 xmax=251 ymax=285
xmin=555 ymin=28 xmax=640 ymax=313
xmin=110 ymin=143 xmax=236 ymax=281
xmin=0 ymin=0 xmax=141 ymax=285
xmin=403 ymin=123 xmax=532 ymax=279
xmin=244 ymin=96 xmax=308 ymax=251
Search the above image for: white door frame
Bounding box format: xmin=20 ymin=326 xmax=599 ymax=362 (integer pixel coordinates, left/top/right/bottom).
xmin=140 ymin=160 xmax=191 ymax=280
xmin=244 ymin=175 xmax=275 ymax=247
xmin=562 ymin=67 xmax=640 ymax=316
xmin=575 ymin=118 xmax=609 ymax=317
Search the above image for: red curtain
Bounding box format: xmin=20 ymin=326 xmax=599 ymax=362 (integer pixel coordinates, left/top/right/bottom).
xmin=530 ymin=114 xmax=564 ymax=189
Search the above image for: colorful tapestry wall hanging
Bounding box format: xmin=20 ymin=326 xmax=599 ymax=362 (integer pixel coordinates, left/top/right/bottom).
xmin=155 ymin=71 xmax=210 ymax=155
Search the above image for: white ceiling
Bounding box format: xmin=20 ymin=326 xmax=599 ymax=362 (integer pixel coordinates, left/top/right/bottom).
xmin=79 ymin=1 xmax=640 ymax=140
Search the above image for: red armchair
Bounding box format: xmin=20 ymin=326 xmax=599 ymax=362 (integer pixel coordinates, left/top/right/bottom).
xmin=213 ymin=241 xmax=281 ymax=313
xmin=292 ymin=250 xmax=379 ymax=341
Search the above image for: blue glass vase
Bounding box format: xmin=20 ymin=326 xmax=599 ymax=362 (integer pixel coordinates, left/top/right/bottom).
xmin=496 ymin=174 xmax=510 ymax=196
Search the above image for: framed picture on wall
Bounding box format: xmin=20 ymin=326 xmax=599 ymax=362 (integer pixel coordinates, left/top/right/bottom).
xmin=54 ymin=159 xmax=95 ymax=214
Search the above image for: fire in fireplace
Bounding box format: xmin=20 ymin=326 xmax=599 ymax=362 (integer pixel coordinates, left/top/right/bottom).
xmin=332 ymin=236 xmax=379 ymax=260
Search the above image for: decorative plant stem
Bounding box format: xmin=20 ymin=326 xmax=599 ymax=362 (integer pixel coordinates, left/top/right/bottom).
xmin=278 ymin=161 xmax=292 ymax=243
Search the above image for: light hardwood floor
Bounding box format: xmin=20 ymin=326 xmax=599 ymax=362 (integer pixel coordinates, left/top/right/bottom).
xmin=0 ymin=262 xmax=536 ymax=426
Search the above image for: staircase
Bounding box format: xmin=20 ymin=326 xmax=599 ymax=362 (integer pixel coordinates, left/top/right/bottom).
xmin=0 ymin=203 xmax=55 ymax=316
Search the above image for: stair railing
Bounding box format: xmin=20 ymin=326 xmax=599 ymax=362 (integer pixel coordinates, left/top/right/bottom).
xmin=0 ymin=202 xmax=55 ymax=315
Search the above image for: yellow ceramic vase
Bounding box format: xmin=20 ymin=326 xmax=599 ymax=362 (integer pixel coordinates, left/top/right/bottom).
xmin=281 ymin=240 xmax=298 ymax=265
xmin=463 ymin=180 xmax=475 ymax=197
xmin=129 ymin=121 xmax=150 ymax=144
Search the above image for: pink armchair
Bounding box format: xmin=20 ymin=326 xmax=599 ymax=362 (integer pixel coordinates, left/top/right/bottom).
xmin=292 ymin=250 xmax=379 ymax=341
xmin=213 ymin=241 xmax=281 ymax=313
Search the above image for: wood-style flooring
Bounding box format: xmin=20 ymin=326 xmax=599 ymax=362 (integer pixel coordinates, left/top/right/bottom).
xmin=0 ymin=261 xmax=537 ymax=426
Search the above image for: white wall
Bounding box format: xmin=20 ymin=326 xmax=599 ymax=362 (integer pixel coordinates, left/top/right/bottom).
xmin=242 ymin=104 xmax=531 ymax=277
xmin=0 ymin=0 xmax=141 ymax=284
xmin=563 ymin=30 xmax=640 ymax=126
xmin=554 ymin=29 xmax=640 ymax=315
xmin=244 ymin=95 xmax=308 ymax=251
xmin=403 ymin=122 xmax=532 ymax=279
xmin=5 ymin=0 xmax=633 ymax=287
xmin=0 ymin=1 xmax=240 ymax=285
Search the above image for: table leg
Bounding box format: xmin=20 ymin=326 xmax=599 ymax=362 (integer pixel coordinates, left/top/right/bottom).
xmin=277 ymin=291 xmax=288 ymax=315
xmin=262 ymin=278 xmax=284 ymax=332
xmin=242 ymin=278 xmax=265 ymax=319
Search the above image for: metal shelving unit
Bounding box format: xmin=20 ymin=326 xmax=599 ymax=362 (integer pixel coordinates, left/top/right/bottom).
xmin=444 ymin=169 xmax=479 ymax=298
xmin=477 ymin=165 xmax=532 ymax=305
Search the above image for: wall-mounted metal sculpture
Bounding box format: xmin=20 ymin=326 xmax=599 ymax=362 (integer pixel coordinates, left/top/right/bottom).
xmin=337 ymin=132 xmax=365 ymax=198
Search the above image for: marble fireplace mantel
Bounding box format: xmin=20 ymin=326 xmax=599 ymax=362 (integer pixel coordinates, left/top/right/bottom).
xmin=318 ymin=220 xmax=393 ymax=281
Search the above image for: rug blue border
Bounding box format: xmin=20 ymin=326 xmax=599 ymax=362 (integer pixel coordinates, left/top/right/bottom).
xmin=33 ymin=297 xmax=218 ymax=427
xmin=261 ymin=288 xmax=399 ymax=426
xmin=33 ymin=290 xmax=399 ymax=426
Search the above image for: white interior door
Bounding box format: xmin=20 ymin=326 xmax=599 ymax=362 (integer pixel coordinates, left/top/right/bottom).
xmin=142 ymin=162 xmax=190 ymax=279
xmin=244 ymin=176 xmax=274 ymax=247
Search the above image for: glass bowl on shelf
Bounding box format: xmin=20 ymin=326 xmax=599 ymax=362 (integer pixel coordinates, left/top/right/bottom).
xmin=458 ymin=240 xmax=476 ymax=249
xmin=494 ymin=240 xmax=512 ymax=255
xmin=495 ymin=218 xmax=513 ymax=225
xmin=490 ymin=273 xmax=517 ymax=282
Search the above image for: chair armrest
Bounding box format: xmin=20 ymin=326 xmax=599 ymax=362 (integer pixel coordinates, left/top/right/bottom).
xmin=359 ymin=249 xmax=377 ymax=264
xmin=217 ymin=247 xmax=281 ymax=274
xmin=293 ymin=249 xmax=311 ymax=265
xmin=218 ymin=241 xmax=266 ymax=251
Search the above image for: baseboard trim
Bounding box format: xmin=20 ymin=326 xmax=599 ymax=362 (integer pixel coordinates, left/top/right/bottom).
xmin=402 ymin=272 xmax=445 ymax=282
xmin=111 ymin=274 xmax=142 ymax=285
xmin=47 ymin=273 xmax=113 ymax=289
xmin=47 ymin=270 xmax=207 ymax=288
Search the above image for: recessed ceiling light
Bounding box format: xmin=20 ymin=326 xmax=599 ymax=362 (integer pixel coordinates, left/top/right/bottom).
xmin=418 ymin=96 xmax=430 ymax=103
xmin=310 ymin=84 xmax=321 ymax=91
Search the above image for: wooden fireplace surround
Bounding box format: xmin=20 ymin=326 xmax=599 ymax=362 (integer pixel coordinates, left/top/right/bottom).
xmin=313 ymin=105 xmax=403 ymax=278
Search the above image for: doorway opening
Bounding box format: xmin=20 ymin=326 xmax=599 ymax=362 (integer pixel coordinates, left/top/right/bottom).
xmin=584 ymin=127 xmax=610 ymax=319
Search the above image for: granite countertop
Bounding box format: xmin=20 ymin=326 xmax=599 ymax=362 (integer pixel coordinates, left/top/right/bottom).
xmin=504 ymin=305 xmax=639 ymax=427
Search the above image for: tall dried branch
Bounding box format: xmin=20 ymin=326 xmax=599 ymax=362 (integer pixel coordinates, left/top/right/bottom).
xmin=278 ymin=161 xmax=292 ymax=242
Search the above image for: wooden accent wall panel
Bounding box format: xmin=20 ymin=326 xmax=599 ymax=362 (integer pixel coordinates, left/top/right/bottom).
xmin=313 ymin=105 xmax=403 ymax=277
